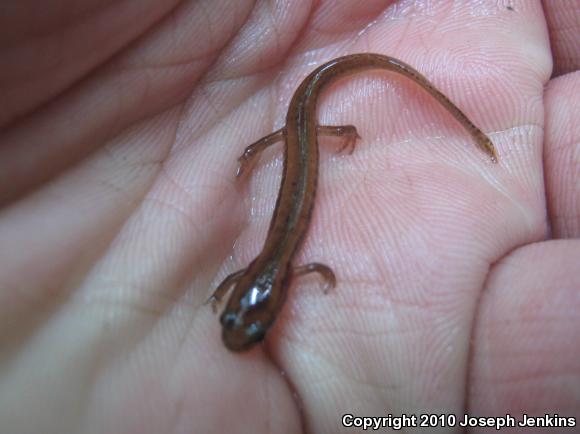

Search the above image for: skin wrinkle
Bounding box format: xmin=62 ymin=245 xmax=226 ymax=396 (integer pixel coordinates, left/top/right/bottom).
xmin=73 ymin=293 xmax=169 ymax=318
xmin=136 ymin=199 xmax=238 ymax=310
xmin=182 ymin=74 xmax=268 ymax=148
xmin=95 ymin=130 xmax=172 ymax=217
xmin=116 ymin=53 xmax=211 ymax=75
xmin=177 ymin=3 xmax=306 ymax=146
xmin=287 ymin=339 xmax=402 ymax=399
xmin=462 ymin=254 xmax=494 ymax=419
xmin=98 ymin=144 xmax=165 ymax=172
xmin=0 ymin=0 xmax=120 ymax=47
xmin=495 ymin=370 xmax=580 ymax=384
xmin=264 ymin=1 xmax=283 ymax=59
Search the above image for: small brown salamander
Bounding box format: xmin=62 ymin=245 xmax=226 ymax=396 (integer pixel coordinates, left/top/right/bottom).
xmin=207 ymin=53 xmax=497 ymax=352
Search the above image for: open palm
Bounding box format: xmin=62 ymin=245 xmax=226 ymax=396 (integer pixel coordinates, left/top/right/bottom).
xmin=1 ymin=1 xmax=578 ymax=433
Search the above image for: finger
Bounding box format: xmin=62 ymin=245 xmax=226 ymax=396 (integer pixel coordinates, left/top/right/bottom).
xmin=0 ymin=0 xmax=257 ymax=206
xmin=543 ymin=1 xmax=580 ymax=76
xmin=469 ymin=240 xmax=580 ymax=416
xmin=0 ymin=1 xmax=180 ymax=127
xmin=544 ymin=73 xmax=580 ymax=238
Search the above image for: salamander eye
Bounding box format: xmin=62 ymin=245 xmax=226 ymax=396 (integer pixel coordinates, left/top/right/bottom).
xmin=245 ymin=321 xmax=266 ymax=341
xmin=221 ymin=311 xmax=239 ymax=329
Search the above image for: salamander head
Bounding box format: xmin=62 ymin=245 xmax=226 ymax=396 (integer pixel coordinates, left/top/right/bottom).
xmin=220 ymin=276 xmax=276 ymax=352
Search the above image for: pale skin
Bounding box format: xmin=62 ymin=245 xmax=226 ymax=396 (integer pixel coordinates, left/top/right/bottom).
xmin=0 ymin=1 xmax=579 ymax=433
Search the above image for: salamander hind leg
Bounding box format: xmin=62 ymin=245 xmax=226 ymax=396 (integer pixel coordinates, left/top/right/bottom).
xmin=236 ymin=128 xmax=286 ymax=177
xmin=317 ymin=125 xmax=361 ymax=155
xmin=293 ymin=263 xmax=336 ymax=294
xmin=205 ymin=268 xmax=246 ymax=313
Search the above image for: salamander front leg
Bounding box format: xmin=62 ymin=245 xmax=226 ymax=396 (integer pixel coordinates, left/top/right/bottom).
xmin=317 ymin=125 xmax=361 ymax=154
xmin=293 ymin=263 xmax=337 ymax=294
xmin=236 ymin=128 xmax=286 ymax=177
xmin=205 ymin=268 xmax=246 ymax=313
